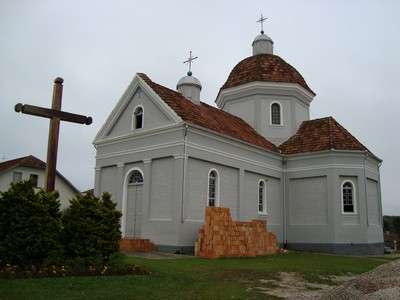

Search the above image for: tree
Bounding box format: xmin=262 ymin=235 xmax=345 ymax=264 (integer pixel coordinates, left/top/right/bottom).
xmin=61 ymin=192 xmax=121 ymax=263
xmin=0 ymin=181 xmax=62 ymax=265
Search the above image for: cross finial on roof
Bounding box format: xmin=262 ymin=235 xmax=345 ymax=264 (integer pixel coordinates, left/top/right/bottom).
xmin=256 ymin=14 xmax=268 ymax=34
xmin=183 ymin=50 xmax=198 ymax=76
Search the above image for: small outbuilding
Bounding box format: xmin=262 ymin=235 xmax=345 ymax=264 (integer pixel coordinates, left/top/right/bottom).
xmin=0 ymin=155 xmax=79 ymax=209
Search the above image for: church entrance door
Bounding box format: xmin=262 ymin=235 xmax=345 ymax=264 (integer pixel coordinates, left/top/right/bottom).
xmin=126 ymin=169 xmax=144 ymax=237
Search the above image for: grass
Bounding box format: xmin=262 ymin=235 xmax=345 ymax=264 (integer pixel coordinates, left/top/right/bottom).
xmin=0 ymin=252 xmax=395 ymax=300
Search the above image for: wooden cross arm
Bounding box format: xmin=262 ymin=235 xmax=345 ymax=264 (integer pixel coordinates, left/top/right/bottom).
xmin=15 ymin=103 xmax=92 ymax=125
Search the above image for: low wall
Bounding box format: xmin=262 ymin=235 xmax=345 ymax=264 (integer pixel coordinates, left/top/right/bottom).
xmin=120 ymin=238 xmax=156 ymax=252
xmin=195 ymin=207 xmax=278 ymax=258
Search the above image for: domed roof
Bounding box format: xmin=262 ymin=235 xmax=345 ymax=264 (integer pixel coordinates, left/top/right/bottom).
xmin=220 ymin=54 xmax=315 ymax=95
xmin=177 ymin=74 xmax=202 ymax=89
xmin=252 ymin=33 xmax=273 ymax=45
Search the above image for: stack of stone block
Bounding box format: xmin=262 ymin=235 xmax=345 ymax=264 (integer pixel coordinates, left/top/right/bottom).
xmin=195 ymin=207 xmax=278 ymax=258
xmin=119 ymin=238 xmax=156 ymax=252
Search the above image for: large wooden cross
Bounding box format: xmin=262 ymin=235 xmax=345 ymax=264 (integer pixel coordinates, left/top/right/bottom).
xmin=14 ymin=77 xmax=92 ymax=192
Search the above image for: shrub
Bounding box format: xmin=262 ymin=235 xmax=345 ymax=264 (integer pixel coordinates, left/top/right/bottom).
xmin=0 ymin=181 xmax=62 ymax=266
xmin=61 ymin=192 xmax=122 ymax=264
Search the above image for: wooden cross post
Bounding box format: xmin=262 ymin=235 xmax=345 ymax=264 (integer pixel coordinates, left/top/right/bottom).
xmin=14 ymin=77 xmax=92 ymax=192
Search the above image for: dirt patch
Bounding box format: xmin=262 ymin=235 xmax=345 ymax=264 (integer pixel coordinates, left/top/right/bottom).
xmin=321 ymin=258 xmax=400 ymax=300
xmin=252 ymin=272 xmax=355 ymax=299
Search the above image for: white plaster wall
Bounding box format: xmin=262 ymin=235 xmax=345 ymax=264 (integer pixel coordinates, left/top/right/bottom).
xmin=107 ymin=87 xmax=172 ymax=138
xmin=367 ymin=178 xmax=380 ymax=226
xmin=149 ymin=157 xmax=174 ymax=221
xmin=242 ymin=171 xmax=282 ymax=225
xmin=184 ymin=158 xmax=239 ymax=221
xmin=99 ymin=165 xmax=118 ymax=205
xmin=288 ymin=176 xmax=329 ymax=226
xmin=225 ymin=97 xmax=257 ymax=128
xmin=0 ymin=167 xmax=78 ymax=210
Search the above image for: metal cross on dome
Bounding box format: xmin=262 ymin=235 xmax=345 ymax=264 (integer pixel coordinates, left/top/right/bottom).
xmin=257 ymin=14 xmax=268 ymax=34
xmin=183 ymin=50 xmax=198 ymax=76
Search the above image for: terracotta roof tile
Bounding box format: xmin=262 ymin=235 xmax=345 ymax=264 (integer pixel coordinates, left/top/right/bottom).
xmin=279 ymin=117 xmax=374 ymax=156
xmin=138 ymin=73 xmax=279 ymax=153
xmin=220 ymin=54 xmax=315 ymax=95
xmin=0 ymin=155 xmax=46 ymax=173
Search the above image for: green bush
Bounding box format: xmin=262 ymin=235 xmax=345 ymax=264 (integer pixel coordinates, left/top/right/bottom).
xmin=61 ymin=192 xmax=122 ymax=264
xmin=0 ymin=181 xmax=62 ymax=266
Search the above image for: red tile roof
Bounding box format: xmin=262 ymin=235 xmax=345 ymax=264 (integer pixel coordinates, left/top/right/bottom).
xmin=0 ymin=155 xmax=46 ymax=173
xmin=220 ymin=54 xmax=315 ymax=95
xmin=138 ymin=73 xmax=279 ymax=153
xmin=0 ymin=155 xmax=80 ymax=193
xmin=279 ymin=117 xmax=375 ymax=156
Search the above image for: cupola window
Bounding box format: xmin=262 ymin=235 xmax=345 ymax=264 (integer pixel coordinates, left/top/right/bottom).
xmin=271 ymin=102 xmax=281 ymax=125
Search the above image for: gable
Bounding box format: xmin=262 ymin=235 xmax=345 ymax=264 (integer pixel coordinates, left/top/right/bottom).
xmin=106 ymin=87 xmax=173 ymax=138
xmin=94 ymin=74 xmax=182 ymax=143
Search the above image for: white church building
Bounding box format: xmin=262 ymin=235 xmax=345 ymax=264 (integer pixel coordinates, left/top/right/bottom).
xmin=93 ymin=28 xmax=384 ymax=255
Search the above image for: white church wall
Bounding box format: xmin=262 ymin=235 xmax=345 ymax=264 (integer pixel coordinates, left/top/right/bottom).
xmin=184 ymin=158 xmax=239 ymax=221
xmin=288 ymin=176 xmax=329 ymax=226
xmin=217 ymin=84 xmax=312 ymax=146
xmin=242 ymin=171 xmax=282 ymax=236
xmin=294 ymin=101 xmax=309 ymax=129
xmin=367 ymin=178 xmax=380 ymax=226
xmin=286 ymin=152 xmax=382 ymax=248
xmin=259 ymin=95 xmax=293 ymax=145
xmin=95 ymin=126 xmax=184 ymax=159
xmin=186 ymin=126 xmax=282 ymax=178
xmin=106 ymin=87 xmax=172 ymax=138
xmin=224 ymin=96 xmax=257 ymax=129
xmin=149 ymin=157 xmax=174 ymax=221
xmin=99 ymin=165 xmax=119 ymax=206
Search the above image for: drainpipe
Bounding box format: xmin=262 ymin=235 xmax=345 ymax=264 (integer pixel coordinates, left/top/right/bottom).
xmin=282 ymin=156 xmax=287 ymax=248
xmin=377 ymin=161 xmax=383 ymax=226
xmin=363 ymin=151 xmax=369 ymax=227
xmin=180 ymin=124 xmax=188 ymax=223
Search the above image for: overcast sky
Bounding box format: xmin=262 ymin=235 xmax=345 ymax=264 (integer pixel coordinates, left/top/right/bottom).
xmin=1 ymin=0 xmax=399 ymax=214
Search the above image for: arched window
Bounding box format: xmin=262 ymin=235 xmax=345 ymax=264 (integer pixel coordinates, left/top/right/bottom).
xmin=133 ymin=106 xmax=143 ymax=129
xmin=128 ymin=170 xmax=143 ymax=184
xmin=208 ymin=169 xmax=219 ymax=207
xmin=271 ymin=102 xmax=281 ymax=125
xmin=258 ymin=180 xmax=267 ymax=214
xmin=342 ymin=181 xmax=356 ymax=213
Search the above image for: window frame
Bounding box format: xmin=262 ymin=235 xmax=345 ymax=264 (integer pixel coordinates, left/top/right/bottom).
xmin=132 ymin=105 xmax=144 ymax=130
xmin=29 ymin=173 xmax=39 ymax=188
xmin=341 ymin=179 xmax=357 ymax=215
xmin=270 ymin=101 xmax=283 ymax=126
xmin=127 ymin=169 xmax=144 ymax=185
xmin=207 ymin=168 xmax=220 ymax=207
xmin=12 ymin=171 xmax=22 ymax=183
xmin=258 ymin=179 xmax=268 ymax=215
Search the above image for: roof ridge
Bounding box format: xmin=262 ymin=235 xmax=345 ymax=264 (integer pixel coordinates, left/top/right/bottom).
xmin=328 ymin=117 xmax=335 ymax=149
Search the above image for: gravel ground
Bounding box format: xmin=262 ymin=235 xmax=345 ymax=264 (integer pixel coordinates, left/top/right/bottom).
xmin=321 ymin=259 xmax=400 ymax=300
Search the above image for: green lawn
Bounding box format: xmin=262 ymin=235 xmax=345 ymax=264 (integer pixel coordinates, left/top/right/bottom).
xmin=0 ymin=252 xmax=395 ymax=300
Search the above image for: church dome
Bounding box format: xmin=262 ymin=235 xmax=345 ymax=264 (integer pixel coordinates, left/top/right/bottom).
xmin=220 ymin=54 xmax=315 ymax=95
xmin=177 ymin=74 xmax=202 ymax=89
xmin=177 ymin=73 xmax=202 ymax=104
xmin=252 ymin=33 xmax=273 ymax=45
